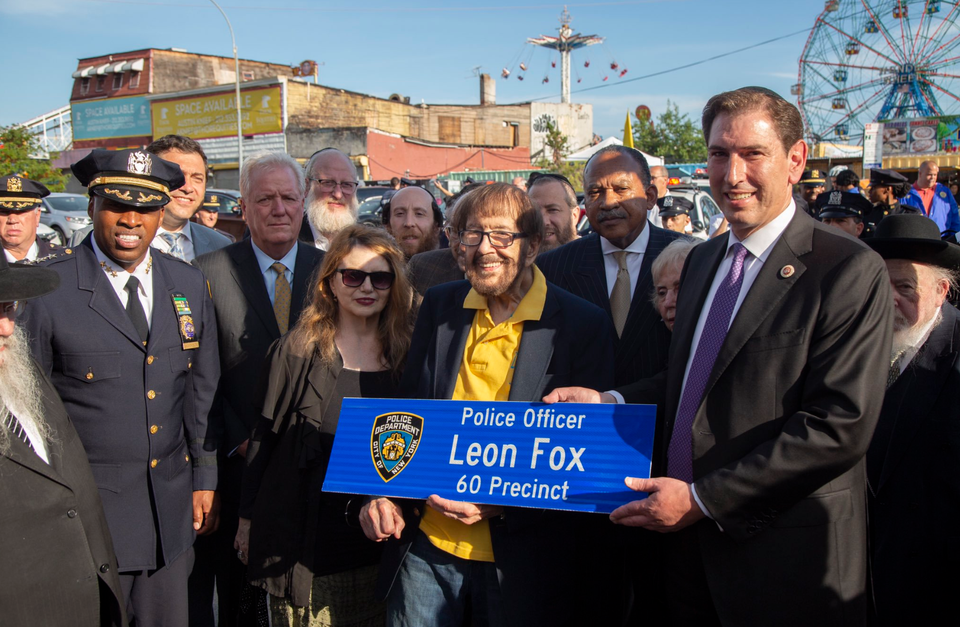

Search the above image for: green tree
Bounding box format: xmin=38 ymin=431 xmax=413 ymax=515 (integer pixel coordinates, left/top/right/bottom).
xmin=0 ymin=125 xmax=68 ymax=191
xmin=632 ymin=101 xmax=707 ymax=164
xmin=535 ymin=120 xmax=585 ymax=190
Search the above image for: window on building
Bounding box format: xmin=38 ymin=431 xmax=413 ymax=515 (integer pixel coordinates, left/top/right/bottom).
xmin=129 ymin=71 xmax=140 ymax=88
xmin=112 ymin=73 xmax=123 ymax=90
xmin=80 ymin=77 xmax=90 ymax=95
xmin=95 ymin=76 xmax=105 ymax=92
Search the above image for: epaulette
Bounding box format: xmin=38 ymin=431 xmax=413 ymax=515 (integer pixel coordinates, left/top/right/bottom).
xmin=37 ymin=247 xmax=76 ymax=265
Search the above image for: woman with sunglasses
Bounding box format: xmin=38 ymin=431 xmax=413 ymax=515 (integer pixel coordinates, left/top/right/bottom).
xmin=235 ymin=225 xmax=413 ymax=627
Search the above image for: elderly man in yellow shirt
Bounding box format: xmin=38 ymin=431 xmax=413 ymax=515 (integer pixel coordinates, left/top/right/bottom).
xmin=360 ymin=183 xmax=618 ymax=627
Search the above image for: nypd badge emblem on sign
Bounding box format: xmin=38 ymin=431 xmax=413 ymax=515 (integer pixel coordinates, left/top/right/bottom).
xmin=371 ymin=412 xmax=423 ymax=482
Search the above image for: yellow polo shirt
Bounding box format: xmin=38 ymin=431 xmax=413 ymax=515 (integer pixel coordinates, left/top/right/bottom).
xmin=419 ymin=266 xmax=548 ymax=562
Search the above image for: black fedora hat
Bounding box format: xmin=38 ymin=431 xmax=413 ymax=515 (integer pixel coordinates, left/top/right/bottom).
xmin=0 ymin=253 xmax=60 ymax=302
xmin=867 ymin=214 xmax=960 ymax=269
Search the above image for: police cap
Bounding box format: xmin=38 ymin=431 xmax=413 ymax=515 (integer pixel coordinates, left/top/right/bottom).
xmin=71 ymin=149 xmax=185 ymax=209
xmin=656 ymin=195 xmax=694 ymax=218
xmin=0 ymin=175 xmax=50 ymax=211
xmin=816 ymin=190 xmax=872 ymax=220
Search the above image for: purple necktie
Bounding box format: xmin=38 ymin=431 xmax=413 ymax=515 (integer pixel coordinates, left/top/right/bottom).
xmin=667 ymin=243 xmax=750 ymax=482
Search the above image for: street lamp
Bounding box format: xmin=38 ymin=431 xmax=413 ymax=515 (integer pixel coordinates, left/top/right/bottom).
xmin=209 ymin=0 xmax=243 ymax=168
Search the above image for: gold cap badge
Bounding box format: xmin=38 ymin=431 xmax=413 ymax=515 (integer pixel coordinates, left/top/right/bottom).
xmin=7 ymin=177 xmax=22 ymax=192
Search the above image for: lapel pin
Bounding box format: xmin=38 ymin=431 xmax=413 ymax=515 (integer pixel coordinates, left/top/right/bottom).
xmin=780 ymin=265 xmax=795 ymax=278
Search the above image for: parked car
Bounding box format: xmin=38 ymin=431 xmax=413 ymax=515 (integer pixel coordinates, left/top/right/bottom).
xmin=37 ymin=223 xmax=61 ymax=247
xmin=357 ymin=196 xmax=384 ymax=226
xmin=40 ymin=192 xmax=92 ymax=243
xmin=202 ymin=189 xmax=245 ymax=241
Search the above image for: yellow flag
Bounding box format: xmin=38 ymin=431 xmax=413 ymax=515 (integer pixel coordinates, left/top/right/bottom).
xmin=623 ymin=112 xmax=635 ymax=148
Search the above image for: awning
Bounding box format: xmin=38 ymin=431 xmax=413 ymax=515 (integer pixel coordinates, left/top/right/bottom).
xmin=72 ymin=58 xmax=145 ymax=78
xmin=71 ymin=66 xmax=95 ymax=78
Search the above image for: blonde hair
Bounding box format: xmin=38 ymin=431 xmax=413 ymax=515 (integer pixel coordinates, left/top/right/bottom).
xmin=289 ymin=225 xmax=413 ymax=377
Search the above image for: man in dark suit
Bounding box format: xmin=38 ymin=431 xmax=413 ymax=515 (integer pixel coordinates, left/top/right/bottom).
xmin=194 ymin=151 xmax=324 ymax=626
xmin=0 ymin=174 xmax=61 ymax=263
xmin=538 ymin=145 xmax=686 ymax=388
xmin=549 ymin=87 xmax=893 ymax=626
xmin=407 ymin=203 xmax=465 ymax=296
xmin=299 ymin=148 xmax=360 ymax=249
xmin=361 ymin=183 xmax=616 ymax=627
xmin=864 ymin=214 xmax=960 ymax=626
xmin=0 ymin=253 xmax=125 ymax=627
xmin=24 ymin=148 xmax=220 ymax=627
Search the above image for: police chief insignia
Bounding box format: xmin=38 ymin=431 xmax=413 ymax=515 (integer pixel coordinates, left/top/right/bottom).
xmin=371 ymin=412 xmax=423 ymax=482
xmin=127 ymin=151 xmax=153 ymax=175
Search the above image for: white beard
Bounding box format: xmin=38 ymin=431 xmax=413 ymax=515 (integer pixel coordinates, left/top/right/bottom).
xmin=0 ymin=326 xmax=50 ymax=456
xmin=306 ymin=193 xmax=359 ymax=236
xmin=891 ymin=309 xmax=942 ymax=365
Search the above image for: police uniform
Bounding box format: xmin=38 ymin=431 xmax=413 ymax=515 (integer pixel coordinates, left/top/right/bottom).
xmin=815 ymin=189 xmax=872 ymax=240
xmin=0 ymin=174 xmax=61 ymax=263
xmin=657 ymin=195 xmax=704 ymax=239
xmin=23 ymin=149 xmax=220 ymax=627
xmin=797 ymin=169 xmax=826 ymax=217
xmin=863 ymin=168 xmax=921 ymax=238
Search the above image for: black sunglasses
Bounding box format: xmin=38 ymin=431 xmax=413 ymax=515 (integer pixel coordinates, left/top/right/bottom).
xmin=336 ymin=269 xmax=395 ymax=290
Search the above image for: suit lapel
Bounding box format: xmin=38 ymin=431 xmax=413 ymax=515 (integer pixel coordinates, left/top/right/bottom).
xmin=509 ymin=287 xmax=559 ymax=401
xmin=148 ymin=254 xmax=175 ymax=345
xmin=229 ymin=241 xmax=281 ymax=338
xmin=77 ymin=241 xmax=147 ymax=350
xmin=571 ymin=234 xmax=611 ymax=316
xmin=876 ymin=311 xmax=959 ymax=491
xmin=701 ymin=213 xmax=812 ymax=401
xmin=434 ymin=285 xmax=474 ymax=400
xmin=625 ymin=227 xmax=666 ymax=324
xmin=290 ymin=244 xmax=319 ymax=324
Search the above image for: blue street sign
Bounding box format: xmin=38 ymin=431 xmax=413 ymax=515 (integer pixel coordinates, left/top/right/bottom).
xmin=323 ymin=398 xmax=656 ymax=514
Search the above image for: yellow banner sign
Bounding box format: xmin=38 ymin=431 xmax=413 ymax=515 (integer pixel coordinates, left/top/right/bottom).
xmin=151 ymin=86 xmax=283 ymax=140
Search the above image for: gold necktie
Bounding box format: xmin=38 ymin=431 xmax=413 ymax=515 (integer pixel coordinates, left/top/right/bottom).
xmin=610 ymin=251 xmax=631 ymax=337
xmin=271 ymin=262 xmax=291 ymax=335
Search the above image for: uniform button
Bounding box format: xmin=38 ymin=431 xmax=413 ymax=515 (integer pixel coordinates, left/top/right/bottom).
xmin=85 ymin=372 xmax=94 ymax=380
xmin=147 ymin=390 xmax=156 ymax=400
xmin=150 ymin=425 xmax=159 ymax=434
xmin=147 ymin=356 xmax=155 ymax=365
xmin=185 ymin=455 xmax=190 ymax=462
xmin=99 ymin=564 xmax=109 ymax=573
xmin=67 ymin=509 xmax=78 ymax=518
xmin=188 ymin=362 xmax=192 ymax=369
xmin=150 ymin=459 xmax=158 ymax=468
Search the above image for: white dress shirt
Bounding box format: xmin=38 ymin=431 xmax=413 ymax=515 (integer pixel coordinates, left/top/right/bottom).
xmin=153 ymin=224 xmax=196 ymax=261
xmin=251 ymin=241 xmax=298 ymax=305
xmin=92 ymin=237 xmax=155 ymax=329
xmin=600 ymin=224 xmax=651 ymax=300
xmin=4 ymin=242 xmax=39 ymax=263
xmin=307 ymin=221 xmax=329 ymax=251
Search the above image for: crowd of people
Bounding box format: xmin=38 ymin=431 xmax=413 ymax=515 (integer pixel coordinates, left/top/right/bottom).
xmin=1 ymin=85 xmax=958 ymax=627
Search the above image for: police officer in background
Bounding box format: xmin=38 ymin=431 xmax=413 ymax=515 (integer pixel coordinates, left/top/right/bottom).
xmin=23 ymin=149 xmax=220 ymax=627
xmin=863 ymin=168 xmax=920 ymax=238
xmin=795 ymin=169 xmax=826 ymax=217
xmin=816 ymin=189 xmax=872 ymax=239
xmin=0 ymin=175 xmax=60 ymax=263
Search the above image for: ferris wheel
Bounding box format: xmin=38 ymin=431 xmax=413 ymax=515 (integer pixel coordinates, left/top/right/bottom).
xmin=796 ymin=0 xmax=960 ymax=145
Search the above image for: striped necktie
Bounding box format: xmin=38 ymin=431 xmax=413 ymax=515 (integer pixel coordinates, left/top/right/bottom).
xmin=3 ymin=410 xmax=35 ymax=453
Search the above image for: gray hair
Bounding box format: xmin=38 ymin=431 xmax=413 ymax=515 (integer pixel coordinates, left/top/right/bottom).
xmin=930 ymin=263 xmax=960 ymax=294
xmin=240 ymin=151 xmax=306 ymax=200
xmin=650 ymin=239 xmax=697 ymax=306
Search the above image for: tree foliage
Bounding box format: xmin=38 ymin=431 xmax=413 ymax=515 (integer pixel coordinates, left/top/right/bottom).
xmin=0 ymin=126 xmax=68 ymax=191
xmin=535 ymin=120 xmax=585 ymax=190
xmin=632 ymin=101 xmax=708 ymax=164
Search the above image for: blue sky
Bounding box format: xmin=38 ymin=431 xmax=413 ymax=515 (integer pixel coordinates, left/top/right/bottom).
xmin=0 ymin=0 xmax=829 ymax=145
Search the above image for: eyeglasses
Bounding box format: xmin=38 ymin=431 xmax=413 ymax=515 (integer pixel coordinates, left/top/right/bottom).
xmin=308 ymin=178 xmax=358 ymax=195
xmin=458 ymin=230 xmax=527 ymax=248
xmin=0 ymin=301 xmax=19 ymax=318
xmin=336 ymin=269 xmax=395 ymax=290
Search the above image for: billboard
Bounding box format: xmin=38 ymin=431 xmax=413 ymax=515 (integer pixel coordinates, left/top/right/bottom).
xmin=881 ymin=115 xmax=960 ymax=156
xmin=72 ymin=96 xmax=152 ymax=141
xmin=151 ymin=85 xmax=283 ymax=140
